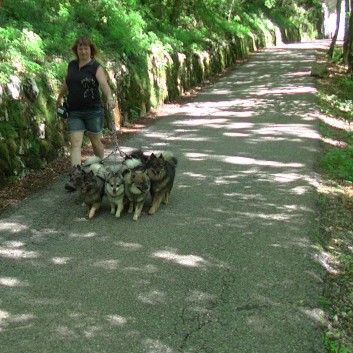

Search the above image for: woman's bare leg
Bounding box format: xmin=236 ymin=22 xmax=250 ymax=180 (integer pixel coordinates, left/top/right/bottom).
xmin=88 ymin=132 xmax=104 ymax=159
xmin=69 ymin=131 xmax=84 ymax=166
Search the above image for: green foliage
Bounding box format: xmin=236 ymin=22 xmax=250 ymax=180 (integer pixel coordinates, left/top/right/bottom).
xmin=336 ymin=78 xmax=353 ymax=98
xmin=260 ymin=0 xmax=321 ymax=40
xmin=0 ymin=142 xmax=11 ymax=164
xmin=0 ymin=123 xmax=18 ymax=140
xmin=0 ymin=25 xmax=45 ymax=82
xmin=0 ymin=62 xmax=13 ymax=85
xmin=129 ymin=108 xmax=140 ymax=122
xmin=323 ymin=333 xmax=351 ymax=353
xmin=318 ymin=84 xmax=353 ymax=121
xmin=321 ymin=147 xmax=353 ymax=182
xmin=331 ymin=47 xmax=344 ymax=64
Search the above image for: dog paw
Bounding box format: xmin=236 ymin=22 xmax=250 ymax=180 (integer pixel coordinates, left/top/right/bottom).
xmin=163 ymin=196 xmax=170 ymax=205
xmin=148 ymin=208 xmax=156 ymax=215
xmin=88 ymin=208 xmax=96 ymax=219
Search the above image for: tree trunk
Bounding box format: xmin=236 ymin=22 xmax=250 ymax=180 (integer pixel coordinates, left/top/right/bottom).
xmin=343 ymin=0 xmax=351 ymax=61
xmin=328 ymin=0 xmax=342 ymax=58
xmin=343 ymin=0 xmax=353 ymax=72
xmin=227 ymin=0 xmax=236 ymax=22
xmin=168 ymin=0 xmax=184 ymax=25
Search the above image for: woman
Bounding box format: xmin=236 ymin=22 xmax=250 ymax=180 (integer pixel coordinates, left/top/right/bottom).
xmin=56 ymin=36 xmax=115 ymax=191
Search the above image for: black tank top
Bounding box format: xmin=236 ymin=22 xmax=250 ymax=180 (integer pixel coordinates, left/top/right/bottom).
xmin=66 ymin=59 xmax=103 ymax=111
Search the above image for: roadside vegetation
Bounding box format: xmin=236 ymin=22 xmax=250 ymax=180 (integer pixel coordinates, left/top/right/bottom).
xmin=316 ymin=45 xmax=353 ymax=353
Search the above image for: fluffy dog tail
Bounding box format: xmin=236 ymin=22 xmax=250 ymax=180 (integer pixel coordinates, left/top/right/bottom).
xmin=161 ymin=151 xmax=178 ymax=168
xmin=123 ymin=158 xmax=143 ymax=170
xmin=127 ymin=149 xmax=148 ymax=164
xmin=82 ymin=156 xmax=107 ymax=180
xmin=106 ymin=163 xmax=128 ymax=175
xmin=82 ymin=156 xmax=102 ymax=167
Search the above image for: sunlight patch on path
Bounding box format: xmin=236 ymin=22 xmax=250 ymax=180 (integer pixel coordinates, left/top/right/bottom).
xmin=254 ymin=86 xmax=317 ymax=96
xmin=0 ymin=277 xmax=29 ymax=287
xmin=152 ymin=250 xmax=209 ymax=268
xmin=0 ymin=222 xmax=28 ymax=233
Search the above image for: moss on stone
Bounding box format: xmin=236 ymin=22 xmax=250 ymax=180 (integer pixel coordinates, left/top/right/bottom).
xmin=0 ymin=142 xmax=10 ymax=164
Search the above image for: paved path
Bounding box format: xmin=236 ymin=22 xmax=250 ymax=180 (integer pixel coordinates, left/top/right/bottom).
xmin=0 ymin=41 xmax=328 ymax=352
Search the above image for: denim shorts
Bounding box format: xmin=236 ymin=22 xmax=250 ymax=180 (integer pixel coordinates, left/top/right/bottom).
xmin=67 ymin=108 xmax=104 ymax=134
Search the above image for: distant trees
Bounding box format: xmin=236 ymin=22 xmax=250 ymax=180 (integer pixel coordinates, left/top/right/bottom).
xmin=327 ymin=0 xmax=353 ymax=74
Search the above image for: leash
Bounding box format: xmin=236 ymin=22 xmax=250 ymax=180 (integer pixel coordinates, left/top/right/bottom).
xmin=102 ymin=108 xmax=128 ymax=163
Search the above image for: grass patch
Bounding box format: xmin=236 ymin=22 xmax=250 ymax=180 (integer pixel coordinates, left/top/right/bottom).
xmin=317 ymin=48 xmax=353 ymax=353
xmin=321 ymin=147 xmax=353 ymax=181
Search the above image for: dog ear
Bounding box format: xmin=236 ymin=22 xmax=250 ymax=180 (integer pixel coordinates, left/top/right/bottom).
xmin=149 ymin=153 xmax=156 ymax=160
xmin=121 ymin=168 xmax=130 ymax=177
xmin=113 ymin=171 xmax=123 ymax=179
xmin=120 ymin=164 xmax=129 ymax=173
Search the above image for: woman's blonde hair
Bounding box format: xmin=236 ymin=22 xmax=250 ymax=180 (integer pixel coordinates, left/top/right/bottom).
xmin=71 ymin=36 xmax=99 ymax=59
